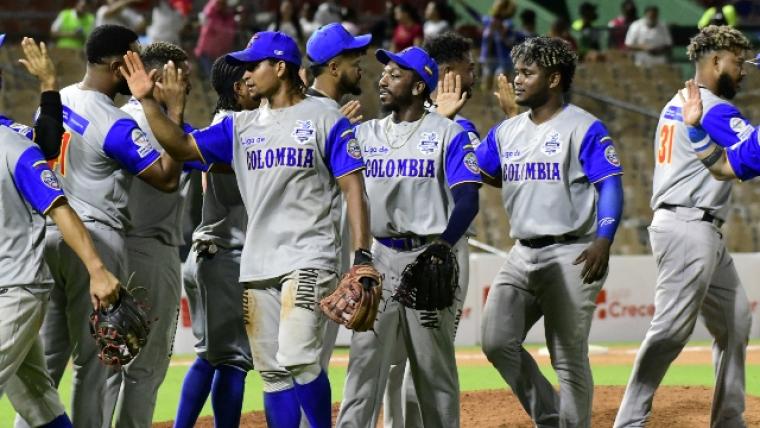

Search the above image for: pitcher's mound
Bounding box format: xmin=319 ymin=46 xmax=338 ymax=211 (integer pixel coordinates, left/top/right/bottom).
xmin=154 ymin=385 xmax=760 ymax=427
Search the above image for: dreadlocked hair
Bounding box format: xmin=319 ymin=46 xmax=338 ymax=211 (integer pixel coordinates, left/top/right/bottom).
xmin=511 ymin=36 xmax=577 ymax=93
xmin=211 ymin=56 xmax=246 ymax=115
xmin=141 ymin=41 xmax=188 ymax=71
xmin=687 ymin=25 xmax=752 ymax=62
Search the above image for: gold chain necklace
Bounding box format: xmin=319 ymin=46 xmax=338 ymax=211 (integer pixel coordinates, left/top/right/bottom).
xmin=384 ymin=112 xmax=427 ymax=150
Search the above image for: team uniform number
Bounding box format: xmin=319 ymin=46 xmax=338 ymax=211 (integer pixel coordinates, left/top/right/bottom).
xmin=657 ymin=124 xmax=675 ymax=165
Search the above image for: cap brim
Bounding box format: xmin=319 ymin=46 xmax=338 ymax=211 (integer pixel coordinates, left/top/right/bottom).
xmin=375 ymin=49 xmax=412 ymax=71
xmin=346 ymin=33 xmax=372 ymax=50
xmin=225 ymin=49 xmax=264 ymax=64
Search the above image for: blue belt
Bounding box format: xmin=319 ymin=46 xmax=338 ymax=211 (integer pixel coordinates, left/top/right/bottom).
xmin=376 ymin=236 xmax=432 ymax=251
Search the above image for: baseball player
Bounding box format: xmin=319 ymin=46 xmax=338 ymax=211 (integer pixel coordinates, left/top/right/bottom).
xmin=378 ymin=31 xmax=485 ymax=428
xmin=16 ymin=25 xmax=184 ymax=428
xmin=174 ymin=55 xmax=258 ymax=428
xmin=120 ymin=31 xmax=373 ymax=428
xmin=337 ymin=46 xmax=482 ymax=428
xmin=0 ymin=35 xmax=119 ymax=428
xmin=475 ymin=37 xmax=624 ymax=428
xmin=615 ymin=25 xmax=752 ymax=428
xmin=100 ymin=41 xmax=197 ymax=428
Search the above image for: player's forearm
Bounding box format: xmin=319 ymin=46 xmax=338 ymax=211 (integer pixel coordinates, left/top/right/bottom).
xmin=339 ymin=172 xmax=372 ymax=251
xmin=48 ymin=202 xmax=107 ymax=274
xmin=687 ymin=125 xmax=737 ymax=180
xmin=140 ymin=98 xmax=199 ymax=161
xmin=594 ymin=175 xmax=623 ymax=241
xmin=440 ymin=183 xmax=479 ymax=246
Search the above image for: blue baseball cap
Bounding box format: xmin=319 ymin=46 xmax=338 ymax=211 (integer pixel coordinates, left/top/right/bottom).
xmin=0 ymin=34 xmax=5 ymax=48
xmin=226 ymin=31 xmax=301 ymax=66
xmin=306 ymin=23 xmax=372 ymax=65
xmin=376 ymin=47 xmax=438 ymax=93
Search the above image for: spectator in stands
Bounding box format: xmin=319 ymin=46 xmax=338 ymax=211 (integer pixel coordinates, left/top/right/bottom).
xmin=301 ymin=2 xmax=320 ymax=39
xmin=391 ymin=2 xmax=423 ymax=51
xmin=608 ymin=0 xmax=637 ymax=50
xmin=95 ymin=0 xmax=146 ymax=34
xmin=625 ymin=5 xmax=672 ymax=67
xmin=146 ymin=0 xmax=187 ymax=45
xmin=51 ymin=0 xmax=96 ymax=50
xmin=572 ymin=2 xmax=602 ymax=60
xmin=517 ymin=9 xmax=538 ymax=41
xmin=457 ymin=0 xmax=519 ymax=89
xmin=549 ymin=17 xmax=577 ymax=52
xmin=699 ymin=0 xmax=738 ymax=28
xmin=268 ymin=0 xmax=305 ymax=45
xmin=194 ymin=0 xmax=237 ymax=77
xmin=315 ymin=0 xmax=342 ymax=26
xmin=423 ymin=1 xmax=451 ymax=40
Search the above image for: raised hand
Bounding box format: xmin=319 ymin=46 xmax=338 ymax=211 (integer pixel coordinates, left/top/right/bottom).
xmin=18 ymin=37 xmax=57 ymax=91
xmin=494 ymin=73 xmax=518 ymax=118
xmin=678 ymin=79 xmax=703 ymax=127
xmin=340 ymin=99 xmax=364 ymax=124
xmin=155 ymin=60 xmax=188 ymax=118
xmin=120 ymin=50 xmax=157 ymax=101
xmin=435 ymin=71 xmax=467 ymax=119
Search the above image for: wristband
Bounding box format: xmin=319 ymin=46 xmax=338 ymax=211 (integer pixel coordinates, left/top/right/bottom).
xmin=701 ymin=146 xmax=724 ymax=168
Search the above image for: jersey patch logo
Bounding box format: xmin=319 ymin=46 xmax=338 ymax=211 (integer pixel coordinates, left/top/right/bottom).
xmin=604 ymin=145 xmax=620 ymax=167
xmin=40 ymin=169 xmax=61 ymax=190
xmin=463 ymin=152 xmax=480 ymax=174
xmin=291 ymin=120 xmax=316 ymax=145
xmin=730 ymin=117 xmax=753 ymax=142
xmin=541 ymin=131 xmax=562 ymax=156
xmin=131 ymin=129 xmax=153 ymax=158
xmin=346 ymin=139 xmax=362 ymax=159
xmin=417 ymin=132 xmax=440 ymax=154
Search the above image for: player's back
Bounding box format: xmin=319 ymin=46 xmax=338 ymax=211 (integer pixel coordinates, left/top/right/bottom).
xmin=54 ymin=85 xmax=157 ymax=231
xmin=651 ymin=88 xmax=733 ymax=219
xmin=0 ymin=126 xmax=61 ymax=286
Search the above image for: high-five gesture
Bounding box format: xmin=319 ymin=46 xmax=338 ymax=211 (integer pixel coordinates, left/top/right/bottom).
xmin=435 ymin=71 xmax=468 ymax=119
xmin=494 ymin=73 xmax=518 ymax=118
xmin=18 ymin=37 xmax=57 ymax=92
xmin=155 ymin=60 xmax=188 ymax=119
xmin=678 ymin=79 xmax=703 ymax=127
xmin=120 ymin=50 xmax=157 ymax=101
xmin=340 ymin=99 xmax=364 ymax=124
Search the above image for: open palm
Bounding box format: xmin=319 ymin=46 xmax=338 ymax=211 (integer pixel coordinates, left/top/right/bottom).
xmin=120 ymin=51 xmax=156 ymax=101
xmin=679 ymin=79 xmax=703 ymax=127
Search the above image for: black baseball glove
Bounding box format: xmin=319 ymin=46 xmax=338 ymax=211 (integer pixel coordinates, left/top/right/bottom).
xmin=89 ymin=287 xmax=150 ymax=367
xmin=392 ymin=242 xmax=459 ymax=311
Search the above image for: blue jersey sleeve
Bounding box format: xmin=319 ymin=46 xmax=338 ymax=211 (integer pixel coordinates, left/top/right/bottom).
xmin=324 ymin=117 xmax=364 ymax=178
xmin=701 ymin=103 xmax=753 ymax=147
xmin=455 ymin=117 xmax=480 ymax=139
xmin=0 ymin=115 xmax=34 ymax=140
xmin=102 ymin=118 xmax=161 ymax=175
xmin=474 ymin=125 xmax=502 ymax=179
xmin=190 ymin=116 xmax=234 ymax=165
xmin=445 ymin=130 xmax=482 ymax=187
xmin=726 ymin=128 xmax=760 ymax=180
xmin=578 ymin=121 xmax=623 ymax=183
xmin=13 ymin=146 xmax=66 ymax=215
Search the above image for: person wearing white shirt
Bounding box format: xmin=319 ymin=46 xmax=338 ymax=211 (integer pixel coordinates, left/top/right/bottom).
xmin=95 ymin=0 xmax=146 ymax=34
xmin=625 ymin=5 xmax=672 ymax=67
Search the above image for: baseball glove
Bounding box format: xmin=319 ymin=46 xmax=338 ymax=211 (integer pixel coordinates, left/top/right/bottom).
xmin=393 ymin=242 xmax=459 ymax=311
xmin=320 ymin=265 xmax=382 ymax=332
xmin=89 ymin=287 xmax=150 ymax=367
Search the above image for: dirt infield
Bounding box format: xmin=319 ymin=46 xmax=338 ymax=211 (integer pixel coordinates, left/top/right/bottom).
xmin=154 ymin=385 xmax=760 ymax=427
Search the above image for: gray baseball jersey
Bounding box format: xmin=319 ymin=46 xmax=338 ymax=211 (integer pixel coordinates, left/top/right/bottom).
xmin=651 ymin=88 xmax=745 ymax=219
xmin=476 ymin=104 xmax=623 ymax=239
xmin=357 ymin=111 xmax=481 ymax=238
xmin=0 ymin=126 xmax=64 ymax=287
xmin=51 ymin=85 xmax=162 ymax=230
xmin=190 ymin=96 xmax=364 ymax=281
xmin=121 ymin=98 xmax=188 ymax=245
xmin=191 ymin=111 xmax=247 ymax=249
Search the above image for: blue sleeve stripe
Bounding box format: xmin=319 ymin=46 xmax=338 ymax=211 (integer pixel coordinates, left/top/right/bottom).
xmin=40 ymin=195 xmax=66 ymax=215
xmin=334 ymin=164 xmax=366 ymax=179
xmin=188 ymin=134 xmax=208 ymax=164
xmin=450 ymin=179 xmax=483 ymax=189
xmin=590 ymin=171 xmax=623 ymax=184
xmin=135 ymin=155 xmax=161 ymax=176
xmin=340 ymin=129 xmax=354 ymax=138
xmin=693 ymin=141 xmax=714 ymax=153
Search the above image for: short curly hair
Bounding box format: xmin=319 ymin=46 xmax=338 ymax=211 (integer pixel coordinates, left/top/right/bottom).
xmin=211 ymin=55 xmax=246 ymax=114
xmin=511 ymin=36 xmax=577 ymax=93
xmin=687 ymin=25 xmax=752 ymax=62
xmin=423 ymin=31 xmax=472 ymax=66
xmin=141 ymin=41 xmax=188 ymax=70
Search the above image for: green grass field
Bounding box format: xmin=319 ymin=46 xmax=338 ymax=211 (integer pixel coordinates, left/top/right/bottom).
xmin=2 ymin=342 xmax=758 ymax=426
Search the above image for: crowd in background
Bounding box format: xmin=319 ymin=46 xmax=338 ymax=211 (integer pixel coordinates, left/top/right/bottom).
xmin=44 ymin=0 xmax=760 ymax=80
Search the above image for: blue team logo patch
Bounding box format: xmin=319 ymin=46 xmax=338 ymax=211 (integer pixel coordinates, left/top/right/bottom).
xmin=541 ymin=131 xmax=562 ymax=156
xmin=131 ymin=129 xmax=153 ymax=158
xmin=604 ymin=146 xmax=620 ymax=167
xmin=291 ymin=120 xmax=316 ymax=145
xmin=464 ymin=152 xmax=480 ymax=174
xmin=417 ymin=132 xmax=440 ymax=154
xmin=730 ymin=117 xmax=753 ymax=142
xmin=347 ymin=139 xmax=362 ymax=159
xmin=40 ymin=169 xmax=61 ymax=190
